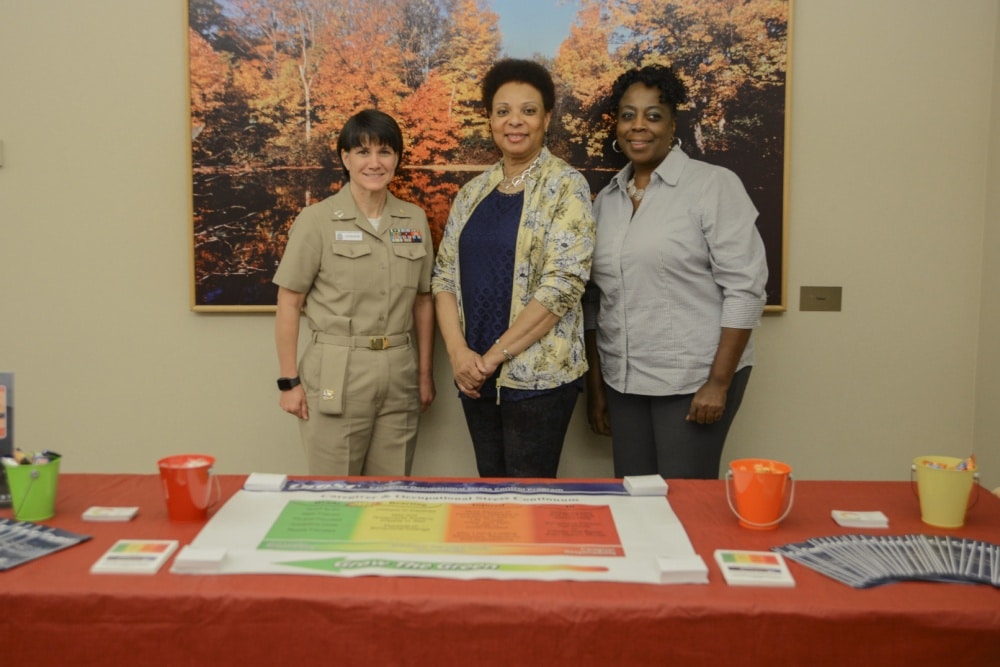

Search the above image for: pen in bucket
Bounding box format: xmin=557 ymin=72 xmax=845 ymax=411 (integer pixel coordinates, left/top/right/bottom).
xmin=32 ymin=450 xmax=61 ymax=465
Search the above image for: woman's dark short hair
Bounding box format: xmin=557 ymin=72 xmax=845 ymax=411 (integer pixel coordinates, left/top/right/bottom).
xmin=481 ymin=59 xmax=556 ymax=113
xmin=336 ymin=109 xmax=404 ymax=179
xmin=606 ymin=65 xmax=689 ymax=117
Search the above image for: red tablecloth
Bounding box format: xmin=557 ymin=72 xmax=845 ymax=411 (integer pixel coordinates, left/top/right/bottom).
xmin=2 ymin=474 xmax=999 ymax=666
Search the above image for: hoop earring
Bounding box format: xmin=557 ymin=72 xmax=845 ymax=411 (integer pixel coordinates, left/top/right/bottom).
xmin=673 ymin=137 xmax=682 ymax=148
xmin=612 ymin=139 xmax=622 ymax=154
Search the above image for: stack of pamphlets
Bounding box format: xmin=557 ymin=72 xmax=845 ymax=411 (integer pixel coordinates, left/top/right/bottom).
xmin=0 ymin=518 xmax=91 ymax=571
xmin=773 ymin=534 xmax=1000 ymax=589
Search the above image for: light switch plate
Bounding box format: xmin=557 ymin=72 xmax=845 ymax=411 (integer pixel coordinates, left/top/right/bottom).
xmin=800 ymin=286 xmax=842 ymax=311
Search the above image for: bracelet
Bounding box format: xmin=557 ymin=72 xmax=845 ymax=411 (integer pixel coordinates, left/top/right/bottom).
xmin=495 ymin=339 xmax=515 ymax=362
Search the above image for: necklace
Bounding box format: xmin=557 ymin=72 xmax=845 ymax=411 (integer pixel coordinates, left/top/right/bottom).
xmin=626 ymin=178 xmax=645 ymax=202
xmin=499 ymin=155 xmax=541 ymax=192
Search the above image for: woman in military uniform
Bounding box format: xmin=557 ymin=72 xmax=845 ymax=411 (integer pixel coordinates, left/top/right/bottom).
xmin=273 ymin=109 xmax=435 ymax=476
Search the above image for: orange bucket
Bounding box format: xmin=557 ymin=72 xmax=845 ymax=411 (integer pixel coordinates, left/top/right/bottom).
xmin=726 ymin=458 xmax=794 ymax=530
xmin=157 ymin=454 xmax=221 ymax=522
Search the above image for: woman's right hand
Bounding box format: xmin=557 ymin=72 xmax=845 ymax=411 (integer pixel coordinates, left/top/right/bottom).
xmin=279 ymin=385 xmax=309 ymax=420
xmin=586 ymin=382 xmax=612 ymax=436
xmin=450 ymin=347 xmax=488 ymax=399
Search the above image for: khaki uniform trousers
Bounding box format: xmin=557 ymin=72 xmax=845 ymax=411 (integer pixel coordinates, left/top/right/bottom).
xmin=297 ymin=334 xmax=419 ymax=476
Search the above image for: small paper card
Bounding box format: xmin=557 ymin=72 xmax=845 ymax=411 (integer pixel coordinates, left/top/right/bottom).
xmin=714 ymin=549 xmax=796 ymax=587
xmin=170 ymin=545 xmax=228 ymax=574
xmin=831 ymin=510 xmax=889 ymax=528
xmin=243 ymin=472 xmax=288 ymax=492
xmin=656 ymin=554 xmax=709 ymax=584
xmin=82 ymin=506 xmax=139 ymax=522
xmin=623 ymin=475 xmax=668 ymax=496
xmin=91 ymin=539 xmax=178 ymax=575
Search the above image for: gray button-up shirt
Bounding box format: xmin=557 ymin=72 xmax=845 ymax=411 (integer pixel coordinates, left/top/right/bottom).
xmin=584 ymin=148 xmax=768 ymax=396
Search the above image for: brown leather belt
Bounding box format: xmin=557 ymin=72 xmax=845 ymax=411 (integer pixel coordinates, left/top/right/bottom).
xmin=313 ymin=331 xmax=410 ymax=350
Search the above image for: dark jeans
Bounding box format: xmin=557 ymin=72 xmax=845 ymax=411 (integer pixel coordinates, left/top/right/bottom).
xmin=605 ymin=366 xmax=752 ymax=480
xmin=460 ymin=384 xmax=579 ymax=478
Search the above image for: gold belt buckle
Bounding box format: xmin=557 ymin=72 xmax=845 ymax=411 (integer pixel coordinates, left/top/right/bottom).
xmin=369 ymin=336 xmax=390 ymax=350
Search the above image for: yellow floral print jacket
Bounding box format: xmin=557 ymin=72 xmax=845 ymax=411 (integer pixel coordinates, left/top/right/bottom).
xmin=432 ymin=148 xmax=596 ymax=392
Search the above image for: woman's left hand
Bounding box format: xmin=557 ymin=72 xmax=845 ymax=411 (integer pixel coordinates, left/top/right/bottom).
xmin=451 ymin=347 xmax=488 ymax=398
xmin=686 ymin=379 xmax=728 ymax=424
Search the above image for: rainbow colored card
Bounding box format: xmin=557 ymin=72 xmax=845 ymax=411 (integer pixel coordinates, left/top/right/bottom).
xmin=91 ymin=539 xmax=179 ymax=575
xmin=714 ymin=549 xmax=795 ymax=587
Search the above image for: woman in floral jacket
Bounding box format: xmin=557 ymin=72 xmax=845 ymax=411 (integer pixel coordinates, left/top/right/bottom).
xmin=432 ymin=59 xmax=595 ymax=478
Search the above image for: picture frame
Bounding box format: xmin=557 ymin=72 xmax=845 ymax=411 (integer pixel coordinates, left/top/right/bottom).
xmin=188 ymin=0 xmax=791 ymax=312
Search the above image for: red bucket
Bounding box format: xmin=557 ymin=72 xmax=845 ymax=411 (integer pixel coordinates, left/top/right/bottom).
xmin=157 ymin=454 xmax=220 ymax=522
xmin=726 ymin=458 xmax=794 ymax=530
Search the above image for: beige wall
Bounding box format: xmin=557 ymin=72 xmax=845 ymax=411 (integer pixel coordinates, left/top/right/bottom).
xmin=976 ymin=5 xmax=1000 ymax=489
xmin=1 ymin=0 xmax=997 ymax=488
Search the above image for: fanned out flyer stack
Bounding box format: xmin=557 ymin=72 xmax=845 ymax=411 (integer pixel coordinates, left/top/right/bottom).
xmin=0 ymin=518 xmax=91 ymax=571
xmin=773 ymin=534 xmax=1000 ymax=589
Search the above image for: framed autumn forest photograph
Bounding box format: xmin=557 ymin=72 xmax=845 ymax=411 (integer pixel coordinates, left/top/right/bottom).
xmin=188 ymin=0 xmax=791 ymax=311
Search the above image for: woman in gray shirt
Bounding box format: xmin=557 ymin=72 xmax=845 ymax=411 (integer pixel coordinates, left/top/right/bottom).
xmin=584 ymin=65 xmax=768 ymax=479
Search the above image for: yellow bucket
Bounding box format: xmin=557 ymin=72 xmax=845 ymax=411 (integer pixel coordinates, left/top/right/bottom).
xmin=911 ymin=456 xmax=978 ymax=528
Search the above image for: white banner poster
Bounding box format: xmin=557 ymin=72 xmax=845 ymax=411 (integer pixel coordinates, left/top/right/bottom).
xmin=176 ymin=480 xmax=707 ymax=585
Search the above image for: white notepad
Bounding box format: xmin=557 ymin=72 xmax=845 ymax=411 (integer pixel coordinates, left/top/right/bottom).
xmin=243 ymin=472 xmax=287 ymax=492
xmin=656 ymin=554 xmax=709 ymax=584
xmin=624 ymin=475 xmax=669 ymax=496
xmin=171 ymin=545 xmax=228 ymax=573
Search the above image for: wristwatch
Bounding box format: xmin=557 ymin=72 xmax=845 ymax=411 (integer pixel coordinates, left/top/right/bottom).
xmin=276 ymin=376 xmax=301 ymax=391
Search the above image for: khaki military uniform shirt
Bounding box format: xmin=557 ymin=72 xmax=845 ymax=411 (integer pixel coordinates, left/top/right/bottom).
xmin=274 ymin=187 xmax=432 ymax=338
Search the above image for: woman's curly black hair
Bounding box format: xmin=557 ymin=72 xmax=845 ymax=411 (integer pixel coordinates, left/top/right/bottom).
xmin=481 ymin=58 xmax=556 ymax=113
xmin=605 ymin=64 xmax=689 ymax=118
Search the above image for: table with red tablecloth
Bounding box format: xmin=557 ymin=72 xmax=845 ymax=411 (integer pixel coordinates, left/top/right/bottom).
xmin=2 ymin=474 xmax=998 ymax=666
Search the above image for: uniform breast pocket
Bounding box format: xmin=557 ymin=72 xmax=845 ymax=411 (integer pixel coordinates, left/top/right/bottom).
xmin=329 ymin=242 xmax=373 ymax=289
xmin=392 ymin=244 xmax=427 ymax=289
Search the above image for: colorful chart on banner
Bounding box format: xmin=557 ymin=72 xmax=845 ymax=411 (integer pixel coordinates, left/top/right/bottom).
xmin=260 ymin=500 xmax=624 ymax=557
xmin=181 ymin=480 xmax=703 ymax=584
